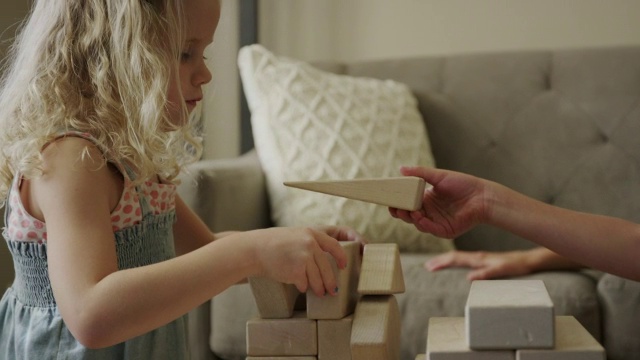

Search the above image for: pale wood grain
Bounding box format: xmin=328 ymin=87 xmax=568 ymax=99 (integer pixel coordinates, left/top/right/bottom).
xmin=284 ymin=177 xmax=426 ymax=211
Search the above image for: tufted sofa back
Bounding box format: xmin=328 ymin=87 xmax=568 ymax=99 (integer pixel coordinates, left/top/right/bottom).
xmin=316 ymin=47 xmax=640 ymax=251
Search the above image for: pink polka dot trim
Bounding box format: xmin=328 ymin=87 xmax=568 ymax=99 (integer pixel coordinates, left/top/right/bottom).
xmin=7 ymin=175 xmax=176 ymax=242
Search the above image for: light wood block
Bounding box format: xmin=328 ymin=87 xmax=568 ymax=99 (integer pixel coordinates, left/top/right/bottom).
xmin=427 ymin=317 xmax=515 ymax=359
xmin=246 ymin=312 xmax=317 ymax=356
xmin=283 ymin=177 xmax=426 ymax=211
xmin=357 ymin=244 xmax=405 ymax=295
xmin=249 ymin=276 xmax=301 ymax=319
xmin=516 ymin=316 xmax=605 ymax=360
xmin=465 ymin=280 xmax=554 ymax=350
xmin=307 ymin=241 xmax=361 ymax=319
xmin=317 ymin=315 xmax=353 ymax=360
xmin=415 ymin=355 xmax=426 ymax=360
xmin=351 ymin=295 xmax=401 ymax=360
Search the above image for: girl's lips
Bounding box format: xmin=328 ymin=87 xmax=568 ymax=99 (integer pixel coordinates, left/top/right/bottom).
xmin=186 ymin=99 xmax=201 ymax=108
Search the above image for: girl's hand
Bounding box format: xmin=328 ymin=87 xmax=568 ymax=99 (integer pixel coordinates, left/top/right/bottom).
xmin=389 ymin=166 xmax=490 ymax=239
xmin=314 ymin=225 xmax=368 ymax=245
xmin=425 ymin=250 xmax=534 ymax=281
xmin=253 ymin=227 xmax=348 ymax=297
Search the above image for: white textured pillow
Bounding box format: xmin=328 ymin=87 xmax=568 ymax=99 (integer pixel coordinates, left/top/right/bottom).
xmin=238 ymin=44 xmax=452 ymax=253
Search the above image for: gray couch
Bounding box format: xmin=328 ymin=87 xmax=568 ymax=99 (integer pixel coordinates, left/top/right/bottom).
xmin=180 ymin=46 xmax=640 ymax=360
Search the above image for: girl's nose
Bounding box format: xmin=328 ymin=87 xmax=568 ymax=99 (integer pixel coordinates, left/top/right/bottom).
xmin=194 ymin=61 xmax=212 ymax=87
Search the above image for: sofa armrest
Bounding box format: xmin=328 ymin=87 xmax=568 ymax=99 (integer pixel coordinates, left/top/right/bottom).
xmin=177 ymin=150 xmax=270 ymax=360
xmin=177 ymin=149 xmax=272 ymax=232
xmin=597 ymin=274 xmax=640 ymax=360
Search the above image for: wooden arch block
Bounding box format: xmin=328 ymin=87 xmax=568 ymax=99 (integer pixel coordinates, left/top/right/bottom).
xmin=249 ymin=276 xmax=301 ymax=319
xmin=350 ymin=295 xmax=401 ymax=360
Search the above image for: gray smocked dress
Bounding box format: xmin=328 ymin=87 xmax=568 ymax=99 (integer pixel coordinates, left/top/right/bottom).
xmin=0 ymin=133 xmax=188 ymax=359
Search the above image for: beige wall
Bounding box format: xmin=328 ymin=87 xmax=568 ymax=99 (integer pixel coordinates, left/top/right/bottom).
xmin=0 ymin=1 xmax=31 ymax=290
xmin=259 ymin=0 xmax=640 ymax=62
xmin=202 ymin=0 xmax=241 ymax=160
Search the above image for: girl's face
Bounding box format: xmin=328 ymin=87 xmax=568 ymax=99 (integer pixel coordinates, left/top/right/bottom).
xmin=167 ymin=0 xmax=220 ymax=125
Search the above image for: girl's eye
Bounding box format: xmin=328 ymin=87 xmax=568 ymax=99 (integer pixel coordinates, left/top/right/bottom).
xmin=181 ymin=52 xmax=191 ymax=61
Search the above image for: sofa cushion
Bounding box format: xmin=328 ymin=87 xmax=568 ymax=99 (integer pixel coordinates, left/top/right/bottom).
xmin=237 ymin=44 xmax=453 ymax=253
xmin=597 ymin=274 xmax=640 ymax=360
xmin=398 ymin=254 xmax=601 ymax=360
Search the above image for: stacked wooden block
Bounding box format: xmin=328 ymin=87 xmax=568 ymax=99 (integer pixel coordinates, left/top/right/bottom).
xmin=416 ymin=280 xmax=605 ymax=360
xmin=246 ymin=242 xmax=404 ymax=360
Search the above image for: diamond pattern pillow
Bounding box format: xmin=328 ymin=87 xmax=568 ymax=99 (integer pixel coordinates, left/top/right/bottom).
xmin=238 ymin=44 xmax=453 ymax=253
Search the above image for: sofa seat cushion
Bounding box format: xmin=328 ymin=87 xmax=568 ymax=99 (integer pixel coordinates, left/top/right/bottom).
xmin=237 ymin=44 xmax=453 ymax=253
xmin=397 ymin=253 xmax=601 ymax=360
xmin=597 ymin=274 xmax=640 ymax=360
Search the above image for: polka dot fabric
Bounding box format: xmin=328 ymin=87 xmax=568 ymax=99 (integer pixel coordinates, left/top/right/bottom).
xmin=6 ymin=178 xmax=175 ymax=242
xmin=5 ymin=131 xmax=176 ymax=243
xmin=108 ymin=181 xmax=176 ymax=232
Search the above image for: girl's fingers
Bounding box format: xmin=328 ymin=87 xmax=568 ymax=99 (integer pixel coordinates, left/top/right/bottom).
xmin=314 ymin=251 xmax=338 ymax=296
xmin=315 ymin=231 xmax=347 ymax=269
xmin=305 ymin=260 xmax=325 ymax=297
xmin=293 ymin=276 xmax=308 ymax=293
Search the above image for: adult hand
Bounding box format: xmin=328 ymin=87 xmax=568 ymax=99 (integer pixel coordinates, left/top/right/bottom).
xmin=425 ymin=250 xmax=534 ymax=281
xmin=389 ymin=166 xmax=489 ymax=239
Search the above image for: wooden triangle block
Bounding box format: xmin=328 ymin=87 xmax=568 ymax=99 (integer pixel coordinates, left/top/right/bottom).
xmin=283 ymin=177 xmax=426 ymax=211
xmin=357 ymin=244 xmax=405 ymax=295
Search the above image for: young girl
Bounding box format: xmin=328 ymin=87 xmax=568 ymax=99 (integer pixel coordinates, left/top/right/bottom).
xmin=0 ymin=0 xmax=362 ymax=358
xmin=389 ymin=166 xmax=640 ymax=281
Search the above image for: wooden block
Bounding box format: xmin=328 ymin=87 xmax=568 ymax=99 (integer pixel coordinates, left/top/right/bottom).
xmin=307 ymin=241 xmax=361 ymax=319
xmin=249 ymin=276 xmax=301 ymax=319
xmin=318 ymin=315 xmax=353 ymax=360
xmin=246 ymin=311 xmax=317 ymax=356
xmin=516 ymin=316 xmax=605 ymax=360
xmin=283 ymin=177 xmax=426 ymax=211
xmin=415 ymin=355 xmax=426 ymax=360
xmin=465 ymin=280 xmax=554 ymax=350
xmin=351 ymin=295 xmax=401 ymax=360
xmin=427 ymin=317 xmax=515 ymax=360
xmin=357 ymin=244 xmax=405 ymax=295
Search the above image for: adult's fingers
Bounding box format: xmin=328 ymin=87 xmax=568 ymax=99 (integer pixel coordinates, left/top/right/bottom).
xmin=424 ymin=251 xmax=481 ymax=271
xmin=390 ymin=208 xmax=414 ymax=224
xmin=400 ymin=166 xmax=442 ymax=185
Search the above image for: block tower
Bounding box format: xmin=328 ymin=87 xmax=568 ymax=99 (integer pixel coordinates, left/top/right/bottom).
xmin=245 ymin=242 xmax=405 ymax=360
xmin=416 ymin=279 xmax=605 ymax=360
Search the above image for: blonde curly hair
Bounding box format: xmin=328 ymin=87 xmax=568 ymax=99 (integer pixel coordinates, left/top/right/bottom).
xmin=0 ymin=0 xmax=203 ymax=201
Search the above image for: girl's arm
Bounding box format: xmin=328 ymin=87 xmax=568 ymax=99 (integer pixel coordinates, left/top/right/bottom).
xmin=31 ymin=138 xmax=347 ymax=349
xmin=171 ymin=194 xmax=237 ymax=255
